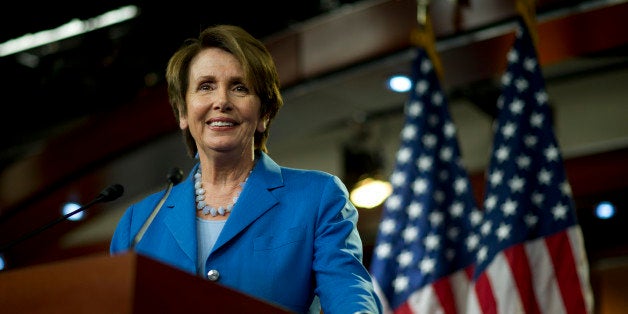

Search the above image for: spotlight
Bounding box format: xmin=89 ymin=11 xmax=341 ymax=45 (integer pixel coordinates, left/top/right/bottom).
xmin=350 ymin=177 xmax=393 ymax=209
xmin=595 ymin=201 xmax=615 ymax=219
xmin=343 ymin=124 xmax=392 ymax=209
xmin=62 ymin=202 xmax=84 ymax=221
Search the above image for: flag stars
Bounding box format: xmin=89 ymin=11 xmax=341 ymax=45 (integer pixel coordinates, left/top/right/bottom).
xmin=501 ymin=122 xmax=517 ymax=139
xmin=450 ymin=202 xmax=464 ymax=218
xmin=524 ymin=135 xmax=538 ymax=148
xmin=510 ymin=98 xmax=524 ymax=115
xmin=407 ymin=101 xmax=423 ymax=117
xmin=392 ymin=275 xmax=409 ymax=293
xmin=507 ymin=49 xmax=519 ymax=64
xmin=489 ymin=170 xmax=503 ymax=187
xmin=454 ymin=177 xmax=469 ymax=195
xmin=419 ymin=256 xmax=436 ymax=274
xmin=412 ymin=178 xmax=429 ymax=195
xmin=535 ymin=91 xmax=548 ymax=105
xmin=448 ymin=226 xmax=460 ymax=240
xmin=531 ymin=191 xmax=544 ymax=207
xmin=402 ymin=125 xmax=417 ymax=141
xmin=470 ymin=209 xmax=483 ymax=226
xmin=516 ymin=155 xmax=531 ymax=170
xmin=501 ymin=72 xmax=513 ymax=86
xmin=515 ymin=78 xmax=529 ymax=92
xmin=444 ymin=122 xmax=456 ymax=138
xmin=508 ymin=176 xmax=525 ymax=193
xmin=415 ymin=80 xmax=429 ymax=95
xmin=481 ymin=221 xmax=492 ymax=236
xmin=375 ymin=242 xmax=392 ymax=259
xmin=397 ymin=250 xmax=414 ymax=268
xmin=407 ymin=202 xmax=424 ymax=219
xmin=432 ymin=92 xmax=443 ymax=106
xmin=476 ymin=246 xmax=488 ymax=263
xmin=538 ymin=168 xmax=553 ymax=185
xmin=417 ymin=155 xmax=433 ymax=172
xmin=495 ymin=145 xmax=511 ymax=163
xmin=433 ymin=190 xmax=445 ymax=204
xmin=561 ymin=181 xmax=573 ymax=196
xmin=429 ymin=211 xmax=444 ymax=227
xmin=502 ymin=199 xmax=518 ymax=216
xmin=524 ymin=57 xmax=537 ymax=72
xmin=421 ymin=58 xmax=433 ymax=73
xmin=525 ymin=213 xmax=538 ymax=228
xmin=424 ymin=233 xmax=441 ymax=251
xmin=422 ymin=133 xmax=438 ymax=148
xmin=380 ymin=218 xmax=397 ymax=235
xmin=530 ymin=112 xmax=544 ymax=128
xmin=402 ymin=226 xmax=419 ymax=243
xmin=496 ymin=223 xmax=511 ymax=241
xmin=466 ymin=233 xmax=480 ymax=251
xmin=485 ymin=194 xmax=498 ymax=211
xmin=440 ymin=146 xmax=453 ymax=162
xmin=545 ymin=145 xmax=559 ymax=162
xmin=552 ymin=202 xmax=568 ymax=220
xmin=390 ymin=171 xmax=407 ymax=187
xmin=397 ymin=147 xmax=412 ymax=164
xmin=385 ymin=194 xmax=402 ymax=211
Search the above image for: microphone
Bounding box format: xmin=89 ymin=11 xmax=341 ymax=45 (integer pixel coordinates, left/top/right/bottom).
xmin=166 ymin=167 xmax=184 ymax=185
xmin=132 ymin=167 xmax=183 ymax=248
xmin=0 ymin=183 xmax=124 ymax=252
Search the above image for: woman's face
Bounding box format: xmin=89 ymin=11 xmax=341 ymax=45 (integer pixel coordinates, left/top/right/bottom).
xmin=180 ymin=47 xmax=267 ymax=155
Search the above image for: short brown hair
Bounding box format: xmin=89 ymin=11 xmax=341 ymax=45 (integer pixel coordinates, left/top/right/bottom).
xmin=165 ymin=24 xmax=283 ymax=157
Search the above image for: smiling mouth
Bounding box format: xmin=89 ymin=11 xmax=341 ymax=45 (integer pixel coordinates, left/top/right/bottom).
xmin=209 ymin=121 xmax=236 ymax=127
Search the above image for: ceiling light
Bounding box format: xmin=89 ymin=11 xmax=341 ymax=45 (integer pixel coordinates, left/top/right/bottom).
xmin=595 ymin=201 xmax=615 ymax=219
xmin=0 ymin=5 xmax=139 ymax=57
xmin=387 ymin=74 xmax=412 ymax=93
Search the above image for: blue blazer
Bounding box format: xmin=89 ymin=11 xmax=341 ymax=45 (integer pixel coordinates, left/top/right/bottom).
xmin=110 ymin=152 xmax=382 ymax=313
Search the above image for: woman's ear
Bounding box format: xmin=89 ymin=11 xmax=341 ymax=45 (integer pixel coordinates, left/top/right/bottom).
xmin=257 ymin=116 xmax=269 ymax=133
xmin=178 ymin=108 xmax=188 ymax=130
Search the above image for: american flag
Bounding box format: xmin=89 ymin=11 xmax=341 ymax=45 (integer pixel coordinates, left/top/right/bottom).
xmin=466 ymin=17 xmax=594 ymax=313
xmin=369 ymin=47 xmax=483 ymax=313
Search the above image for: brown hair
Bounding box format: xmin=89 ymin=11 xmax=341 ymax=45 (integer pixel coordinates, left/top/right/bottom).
xmin=165 ymin=24 xmax=283 ymax=157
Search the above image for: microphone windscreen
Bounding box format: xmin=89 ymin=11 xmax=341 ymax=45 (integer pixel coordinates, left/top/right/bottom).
xmin=98 ymin=184 xmax=125 ymax=202
xmin=167 ymin=167 xmax=184 ymax=185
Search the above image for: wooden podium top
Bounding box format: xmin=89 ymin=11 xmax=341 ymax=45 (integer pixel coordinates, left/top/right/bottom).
xmin=0 ymin=252 xmax=293 ymax=313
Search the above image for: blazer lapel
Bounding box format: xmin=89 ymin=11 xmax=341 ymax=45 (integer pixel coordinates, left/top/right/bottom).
xmin=163 ymin=166 xmax=199 ymax=266
xmin=212 ymin=153 xmax=283 ymax=251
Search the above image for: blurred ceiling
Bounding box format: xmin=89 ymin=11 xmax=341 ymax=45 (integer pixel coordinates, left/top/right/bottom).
xmin=0 ymin=0 xmax=363 ymax=169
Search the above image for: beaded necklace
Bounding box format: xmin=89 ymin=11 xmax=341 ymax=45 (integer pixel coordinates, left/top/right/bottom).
xmin=194 ymin=169 xmax=249 ymax=216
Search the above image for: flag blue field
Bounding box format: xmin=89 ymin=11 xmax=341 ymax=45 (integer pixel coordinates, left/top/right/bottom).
xmin=369 ymin=47 xmax=482 ymax=314
xmin=466 ymin=17 xmax=594 ymax=313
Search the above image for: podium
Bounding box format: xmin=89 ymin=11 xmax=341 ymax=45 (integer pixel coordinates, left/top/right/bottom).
xmin=0 ymin=252 xmax=293 ymax=313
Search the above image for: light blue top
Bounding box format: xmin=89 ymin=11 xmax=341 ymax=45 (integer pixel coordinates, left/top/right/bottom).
xmin=196 ymin=218 xmax=226 ymax=275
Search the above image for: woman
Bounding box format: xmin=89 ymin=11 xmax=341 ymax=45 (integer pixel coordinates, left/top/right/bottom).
xmin=110 ymin=25 xmax=382 ymax=313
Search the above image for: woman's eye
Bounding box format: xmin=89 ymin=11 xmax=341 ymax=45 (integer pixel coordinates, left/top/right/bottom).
xmin=234 ymin=85 xmax=249 ymax=93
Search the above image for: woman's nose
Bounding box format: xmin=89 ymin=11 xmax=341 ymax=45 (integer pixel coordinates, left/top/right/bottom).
xmin=212 ymin=88 xmax=232 ymax=111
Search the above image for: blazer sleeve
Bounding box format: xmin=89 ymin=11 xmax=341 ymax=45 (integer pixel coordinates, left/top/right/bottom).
xmin=312 ymin=175 xmax=383 ymax=313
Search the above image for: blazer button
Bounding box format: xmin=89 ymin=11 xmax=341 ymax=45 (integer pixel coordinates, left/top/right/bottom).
xmin=207 ymin=269 xmax=220 ymax=281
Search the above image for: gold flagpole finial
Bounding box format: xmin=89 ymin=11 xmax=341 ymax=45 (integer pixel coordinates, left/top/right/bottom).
xmin=412 ymin=0 xmax=444 ymax=82
xmin=515 ymin=0 xmax=539 ymax=47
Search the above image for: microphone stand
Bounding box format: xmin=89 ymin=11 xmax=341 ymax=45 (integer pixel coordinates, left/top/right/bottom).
xmin=132 ymin=167 xmax=183 ymax=248
xmin=0 ymin=184 xmax=124 ymax=253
